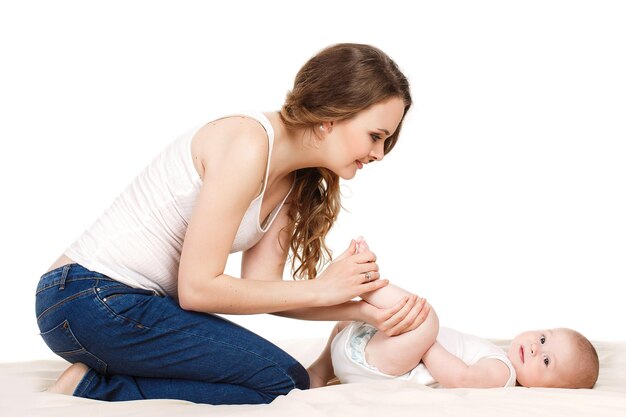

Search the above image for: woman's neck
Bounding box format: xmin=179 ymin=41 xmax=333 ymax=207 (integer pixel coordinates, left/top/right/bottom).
xmin=264 ymin=111 xmax=328 ymax=184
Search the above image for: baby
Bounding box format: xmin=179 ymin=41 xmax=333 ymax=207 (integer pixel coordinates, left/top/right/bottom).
xmin=307 ymin=239 xmax=599 ymax=389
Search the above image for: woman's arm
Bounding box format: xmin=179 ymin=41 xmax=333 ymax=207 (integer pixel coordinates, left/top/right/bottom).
xmin=177 ymin=119 xmax=386 ymax=314
xmin=421 ymin=342 xmax=510 ymax=388
xmin=240 ymin=203 xmax=413 ymax=323
xmin=241 ymin=200 xmax=366 ymax=320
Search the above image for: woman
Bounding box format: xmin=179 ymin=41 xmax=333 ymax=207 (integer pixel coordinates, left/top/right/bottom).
xmin=35 ymin=43 xmax=427 ymax=404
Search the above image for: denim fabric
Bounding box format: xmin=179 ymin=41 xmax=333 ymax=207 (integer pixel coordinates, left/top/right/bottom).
xmin=35 ymin=264 xmax=309 ymax=404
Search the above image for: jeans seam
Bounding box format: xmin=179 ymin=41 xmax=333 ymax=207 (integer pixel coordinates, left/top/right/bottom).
xmin=36 ymin=288 xmax=96 ymax=322
xmin=43 ymin=320 xmax=109 ymax=375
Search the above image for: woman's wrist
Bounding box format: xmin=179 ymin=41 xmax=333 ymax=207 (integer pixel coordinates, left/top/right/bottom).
xmin=306 ymin=277 xmax=326 ymax=307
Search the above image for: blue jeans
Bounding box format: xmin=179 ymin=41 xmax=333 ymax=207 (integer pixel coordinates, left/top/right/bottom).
xmin=35 ymin=264 xmax=309 ymax=404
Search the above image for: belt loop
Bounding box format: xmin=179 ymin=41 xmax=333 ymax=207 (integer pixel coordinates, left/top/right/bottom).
xmin=59 ymin=265 xmax=71 ymax=290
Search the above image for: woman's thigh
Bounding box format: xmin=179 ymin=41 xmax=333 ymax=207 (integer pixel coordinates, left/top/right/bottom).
xmin=36 ymin=265 xmax=309 ymax=394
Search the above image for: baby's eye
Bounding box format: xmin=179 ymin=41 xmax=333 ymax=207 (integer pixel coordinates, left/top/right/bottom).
xmin=540 ymin=335 xmax=546 ymax=344
xmin=543 ymin=356 xmax=550 ymax=367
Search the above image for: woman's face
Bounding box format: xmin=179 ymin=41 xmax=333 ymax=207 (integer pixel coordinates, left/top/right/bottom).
xmin=322 ymin=96 xmax=405 ymax=180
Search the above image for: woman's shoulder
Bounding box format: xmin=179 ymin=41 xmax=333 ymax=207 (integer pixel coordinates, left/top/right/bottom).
xmin=197 ymin=114 xmax=269 ymax=150
xmin=191 ymin=114 xmax=270 ymax=178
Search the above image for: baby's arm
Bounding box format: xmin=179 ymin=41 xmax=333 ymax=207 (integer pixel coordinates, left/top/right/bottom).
xmin=421 ymin=342 xmax=510 ymax=388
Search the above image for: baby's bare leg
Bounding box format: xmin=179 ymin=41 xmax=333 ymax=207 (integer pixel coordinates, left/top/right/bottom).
xmin=354 ymin=237 xmax=439 ymax=374
xmin=307 ymin=321 xmax=350 ymax=388
xmin=365 ymin=308 xmax=439 ymax=376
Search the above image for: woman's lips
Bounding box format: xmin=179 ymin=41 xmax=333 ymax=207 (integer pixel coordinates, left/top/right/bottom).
xmin=356 ymin=161 xmax=363 ymax=169
xmin=520 ymin=346 xmax=525 ymax=364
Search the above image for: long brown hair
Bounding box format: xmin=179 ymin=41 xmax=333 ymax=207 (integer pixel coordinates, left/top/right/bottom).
xmin=280 ymin=43 xmax=412 ymax=280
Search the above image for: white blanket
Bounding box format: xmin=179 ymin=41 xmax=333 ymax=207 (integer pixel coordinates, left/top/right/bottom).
xmin=2 ymin=338 xmax=625 ymax=416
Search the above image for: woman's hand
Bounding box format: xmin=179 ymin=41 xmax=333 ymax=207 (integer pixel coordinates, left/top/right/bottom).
xmin=312 ymin=240 xmax=388 ymax=306
xmin=358 ymin=296 xmax=432 ymax=337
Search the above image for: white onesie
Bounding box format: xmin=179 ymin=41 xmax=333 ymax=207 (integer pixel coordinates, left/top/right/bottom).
xmin=331 ymin=322 xmax=516 ymax=387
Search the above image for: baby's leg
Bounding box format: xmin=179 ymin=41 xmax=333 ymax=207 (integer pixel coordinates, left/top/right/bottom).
xmin=364 ymin=307 xmax=439 ymax=376
xmin=353 ymin=237 xmax=439 ymax=375
xmin=307 ymin=321 xmax=350 ymax=388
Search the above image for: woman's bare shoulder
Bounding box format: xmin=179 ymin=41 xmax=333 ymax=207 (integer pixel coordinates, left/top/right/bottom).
xmin=191 ymin=115 xmax=270 ymax=179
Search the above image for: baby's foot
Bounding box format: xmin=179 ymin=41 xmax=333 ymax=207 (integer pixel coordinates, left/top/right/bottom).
xmin=47 ymin=362 xmax=89 ymax=395
xmin=356 ymin=236 xmax=368 ymax=254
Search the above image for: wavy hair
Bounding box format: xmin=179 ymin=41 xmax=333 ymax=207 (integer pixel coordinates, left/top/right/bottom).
xmin=280 ymin=43 xmax=412 ymax=280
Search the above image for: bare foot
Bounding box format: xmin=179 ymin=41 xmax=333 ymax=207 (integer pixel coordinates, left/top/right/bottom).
xmin=47 ymin=363 xmax=89 ymax=395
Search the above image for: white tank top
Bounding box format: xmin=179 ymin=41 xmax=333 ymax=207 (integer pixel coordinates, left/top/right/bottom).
xmin=65 ymin=111 xmax=294 ymax=299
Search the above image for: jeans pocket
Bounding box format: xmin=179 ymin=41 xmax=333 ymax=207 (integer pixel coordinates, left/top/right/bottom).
xmin=96 ymin=285 xmax=157 ymax=327
xmin=40 ymin=320 xmax=108 ymax=374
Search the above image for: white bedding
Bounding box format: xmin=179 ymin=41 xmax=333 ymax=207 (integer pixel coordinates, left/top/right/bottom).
xmin=2 ymin=338 xmax=625 ymax=416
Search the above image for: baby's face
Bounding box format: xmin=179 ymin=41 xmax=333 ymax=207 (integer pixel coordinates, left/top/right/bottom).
xmin=507 ymin=328 xmax=578 ymax=387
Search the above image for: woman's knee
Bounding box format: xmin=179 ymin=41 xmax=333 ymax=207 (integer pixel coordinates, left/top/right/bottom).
xmin=279 ymin=355 xmax=310 ymax=392
xmin=287 ymin=357 xmax=310 ymax=391
xmin=259 ymin=355 xmax=310 ymax=400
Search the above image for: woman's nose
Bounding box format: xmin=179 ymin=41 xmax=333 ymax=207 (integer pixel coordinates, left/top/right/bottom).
xmin=369 ymin=142 xmax=385 ymax=162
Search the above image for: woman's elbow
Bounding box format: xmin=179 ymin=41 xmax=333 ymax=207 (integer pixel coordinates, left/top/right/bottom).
xmin=178 ymin=286 xmax=201 ymax=311
xmin=177 ymin=276 xmax=212 ymax=312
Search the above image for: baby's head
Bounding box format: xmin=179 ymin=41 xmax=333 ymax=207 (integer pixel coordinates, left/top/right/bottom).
xmin=507 ymin=328 xmax=598 ymax=388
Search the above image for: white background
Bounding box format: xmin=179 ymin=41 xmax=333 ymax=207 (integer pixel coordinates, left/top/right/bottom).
xmin=1 ymin=0 xmax=624 ymax=362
